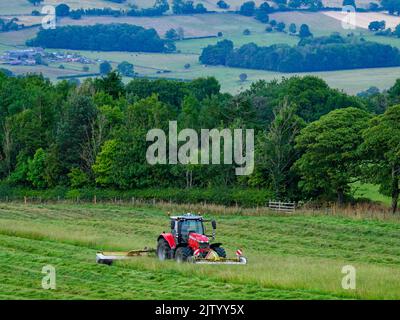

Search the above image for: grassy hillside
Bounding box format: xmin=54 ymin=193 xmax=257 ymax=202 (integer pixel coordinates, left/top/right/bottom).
xmin=1 ymin=203 xmax=400 ymax=299
xmin=2 ymin=9 xmax=400 ymax=94
xmin=0 ymin=0 xmax=379 ymax=15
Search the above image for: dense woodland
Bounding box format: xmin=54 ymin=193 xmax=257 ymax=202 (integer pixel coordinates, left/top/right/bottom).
xmin=200 ymin=35 xmax=400 ymax=72
xmin=27 ymin=24 xmax=174 ymax=53
xmin=1 ymin=70 xmax=400 ymax=210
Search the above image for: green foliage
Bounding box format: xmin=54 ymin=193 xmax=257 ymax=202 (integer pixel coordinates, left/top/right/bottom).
xmin=369 ymin=20 xmax=386 ymax=32
xmin=361 ymin=105 xmax=400 ymax=212
xmin=55 ymin=4 xmax=70 ymax=17
xmin=172 ymin=0 xmax=208 ymax=14
xmin=99 ymin=61 xmax=112 ymax=75
xmin=239 ymin=1 xmax=256 ymax=16
xmin=68 ymin=168 xmax=90 ymax=188
xmin=382 ymin=0 xmax=400 ymax=15
xmin=27 ymin=148 xmax=47 ymax=188
xmin=92 ymin=139 xmax=119 ymax=187
xmin=117 ymin=61 xmax=135 ymax=77
xmin=295 ymin=108 xmax=371 ymax=204
xmin=199 ymin=35 xmax=400 ymax=72
xmin=27 ymin=24 xmax=169 ymax=53
xmin=257 ymin=100 xmax=305 ymax=199
xmin=8 ymin=153 xmax=29 ymax=185
xmin=165 ymin=28 xmax=179 ymax=40
xmin=299 ymin=24 xmax=312 ymax=38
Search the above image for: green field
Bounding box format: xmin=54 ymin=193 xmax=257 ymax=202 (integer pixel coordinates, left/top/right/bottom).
xmin=1 ymin=203 xmax=400 ymax=299
xmin=1 ymin=11 xmax=400 ymax=94
xmin=352 ymin=182 xmax=392 ymax=206
xmin=0 ymin=0 xmax=379 ymax=15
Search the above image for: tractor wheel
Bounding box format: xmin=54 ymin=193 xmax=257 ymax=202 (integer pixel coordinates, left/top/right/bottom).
xmin=157 ymin=239 xmax=171 ymax=261
xmin=175 ymin=247 xmax=193 ymax=263
xmin=214 ymin=247 xmax=227 ymax=258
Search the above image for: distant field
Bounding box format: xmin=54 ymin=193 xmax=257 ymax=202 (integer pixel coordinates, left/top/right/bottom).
xmin=270 ymin=11 xmax=364 ymax=36
xmin=352 ymin=183 xmax=392 ymax=206
xmin=0 ymin=0 xmax=381 ymax=15
xmin=1 ymin=203 xmax=400 ymax=299
xmin=1 ymin=11 xmax=400 ymax=94
xmin=58 ymin=13 xmax=274 ymax=40
xmin=323 ymin=11 xmax=400 ymax=29
xmin=0 ymin=0 xmax=134 ymax=15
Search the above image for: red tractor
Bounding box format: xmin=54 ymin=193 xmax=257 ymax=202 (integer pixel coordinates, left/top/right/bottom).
xmin=157 ymin=213 xmax=246 ymax=264
xmin=96 ymin=213 xmax=247 ymax=265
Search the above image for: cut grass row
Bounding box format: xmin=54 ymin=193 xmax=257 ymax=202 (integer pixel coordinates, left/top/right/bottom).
xmin=0 ymin=203 xmax=400 ymax=299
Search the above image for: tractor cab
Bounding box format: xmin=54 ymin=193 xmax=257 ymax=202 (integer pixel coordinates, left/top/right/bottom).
xmin=170 ymin=213 xmax=214 ymax=244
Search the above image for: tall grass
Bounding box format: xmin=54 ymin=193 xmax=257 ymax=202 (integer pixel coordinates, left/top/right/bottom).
xmin=1 ymin=203 xmax=400 ymax=299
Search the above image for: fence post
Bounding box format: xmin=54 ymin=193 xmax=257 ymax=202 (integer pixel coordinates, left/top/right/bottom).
xmin=24 ymin=196 xmax=27 ymax=205
xmin=93 ymin=195 xmax=97 ymax=205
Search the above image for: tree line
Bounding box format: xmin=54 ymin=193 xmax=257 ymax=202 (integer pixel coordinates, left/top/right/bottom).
xmin=1 ymin=70 xmax=400 ymax=211
xmin=26 ymin=24 xmax=175 ymax=53
xmin=199 ymin=34 xmax=400 ymax=72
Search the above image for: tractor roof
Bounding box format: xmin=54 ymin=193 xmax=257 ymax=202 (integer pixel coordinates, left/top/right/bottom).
xmin=170 ymin=213 xmax=203 ymax=221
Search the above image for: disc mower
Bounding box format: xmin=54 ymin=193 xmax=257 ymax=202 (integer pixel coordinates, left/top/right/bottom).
xmin=96 ymin=213 xmax=247 ymax=265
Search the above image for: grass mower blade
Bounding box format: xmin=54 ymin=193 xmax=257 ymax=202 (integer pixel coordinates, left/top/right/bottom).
xmin=96 ymin=248 xmax=155 ymax=265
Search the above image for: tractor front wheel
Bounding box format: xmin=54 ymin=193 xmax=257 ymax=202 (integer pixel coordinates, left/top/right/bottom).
xmin=175 ymin=247 xmax=193 ymax=263
xmin=214 ymin=247 xmax=227 ymax=258
xmin=157 ymin=239 xmax=171 ymax=261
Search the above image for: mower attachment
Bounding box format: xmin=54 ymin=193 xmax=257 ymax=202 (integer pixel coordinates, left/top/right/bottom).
xmin=96 ymin=248 xmax=155 ymax=265
xmin=192 ymin=249 xmax=248 ymax=265
xmin=192 ymin=256 xmax=248 ymax=265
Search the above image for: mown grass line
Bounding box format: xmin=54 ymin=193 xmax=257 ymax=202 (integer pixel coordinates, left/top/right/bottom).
xmin=1 ymin=203 xmax=400 ymax=299
xmin=0 ymin=233 xmax=344 ymax=300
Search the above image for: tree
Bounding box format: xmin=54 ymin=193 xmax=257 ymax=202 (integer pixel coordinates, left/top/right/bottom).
xmin=381 ymin=0 xmax=400 ymax=15
xmin=368 ymin=20 xmax=386 ymax=31
xmin=342 ymin=0 xmax=356 ymax=8
xmin=258 ymin=100 xmax=305 ymax=198
xmin=56 ymin=93 xmax=97 ymax=177
xmin=68 ymin=167 xmax=89 ymax=188
xmin=95 ymin=71 xmax=125 ymax=98
xmin=199 ymin=40 xmax=234 ymax=65
xmin=394 ymin=24 xmax=400 ymax=37
xmin=239 ymin=73 xmax=248 ymax=82
xmin=288 ymin=0 xmax=302 ymax=8
xmin=56 ymin=4 xmax=70 ymax=17
xmin=93 ymin=139 xmax=119 ymax=187
xmin=255 ymin=10 xmax=269 ymax=23
xmin=275 ymin=22 xmax=286 ymax=32
xmin=217 ymin=0 xmax=230 ymax=9
xmin=117 ymin=61 xmax=135 ymax=77
xmin=289 ymin=23 xmax=297 ymax=34
xmin=27 ymin=148 xmax=47 ymax=188
xmin=165 ymin=28 xmax=179 ymax=40
xmin=243 ymin=29 xmax=251 ymax=35
xmin=28 ymin=0 xmax=43 ymax=6
xmin=299 ymin=24 xmax=313 ymax=38
xmin=295 ymin=107 xmax=371 ymax=205
xmin=362 ymin=105 xmax=400 ymax=213
xmin=99 ymin=61 xmax=112 ymax=75
xmin=239 ymin=1 xmax=256 ymax=16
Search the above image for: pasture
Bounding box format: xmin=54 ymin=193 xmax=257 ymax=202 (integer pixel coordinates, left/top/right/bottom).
xmin=1 ymin=10 xmax=400 ymax=94
xmin=0 ymin=202 xmax=400 ymax=299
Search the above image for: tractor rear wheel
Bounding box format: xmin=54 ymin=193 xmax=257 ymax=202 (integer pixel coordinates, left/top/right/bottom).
xmin=157 ymin=239 xmax=171 ymax=261
xmin=214 ymin=247 xmax=226 ymax=258
xmin=175 ymin=247 xmax=193 ymax=263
